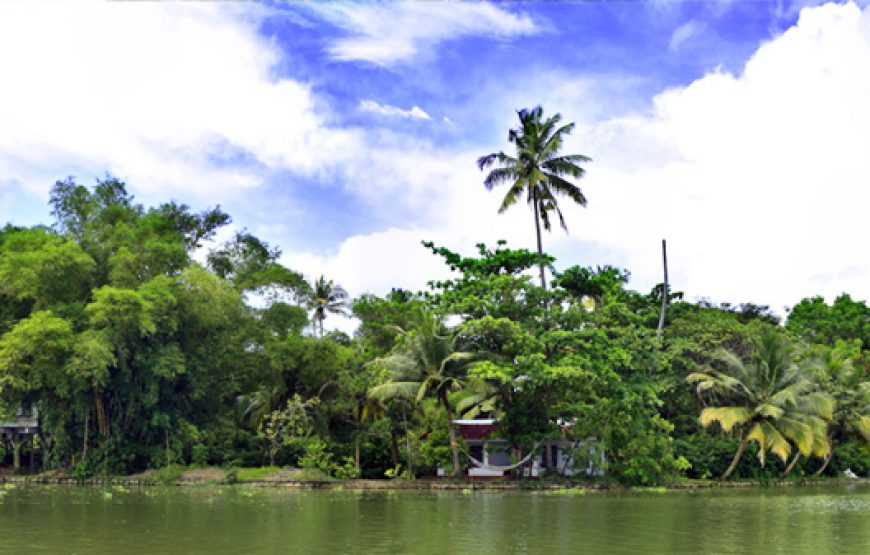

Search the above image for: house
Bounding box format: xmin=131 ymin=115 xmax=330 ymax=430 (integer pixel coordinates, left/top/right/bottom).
xmin=453 ymin=418 xmax=604 ymax=478
xmin=0 ymin=405 xmax=39 ymax=471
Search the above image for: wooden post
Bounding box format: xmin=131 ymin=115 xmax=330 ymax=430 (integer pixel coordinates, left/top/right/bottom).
xmin=656 ymin=239 xmax=669 ymax=345
xmin=11 ymin=433 xmax=23 ymax=472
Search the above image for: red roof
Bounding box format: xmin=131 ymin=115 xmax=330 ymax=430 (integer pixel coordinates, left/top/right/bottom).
xmin=456 ymin=422 xmax=500 ymax=440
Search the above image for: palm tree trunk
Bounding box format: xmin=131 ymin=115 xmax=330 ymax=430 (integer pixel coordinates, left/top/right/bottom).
xmin=441 ymin=394 xmax=461 ymax=478
xmin=402 ymin=403 xmax=413 ymax=479
xmin=813 ymin=451 xmax=834 ymax=477
xmin=721 ymin=433 xmax=750 ymax=481
xmin=355 ymin=435 xmax=361 ymax=471
xmin=783 ymin=451 xmax=801 ymax=477
xmin=389 ymin=432 xmax=399 ymax=468
xmin=532 ymin=191 xmax=547 ymax=290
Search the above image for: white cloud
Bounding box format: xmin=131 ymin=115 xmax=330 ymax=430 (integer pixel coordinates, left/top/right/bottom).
xmin=0 ymin=3 xmax=358 ymax=199
xmin=310 ymin=2 xmax=540 ymax=66
xmin=359 ymin=100 xmax=431 ymax=120
xmin=287 ymin=1 xmax=870 ymax=321
xmin=562 ymin=1 xmax=870 ymax=311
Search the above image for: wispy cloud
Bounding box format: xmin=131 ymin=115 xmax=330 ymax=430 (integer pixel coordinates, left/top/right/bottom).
xmin=308 ymin=2 xmax=540 ymax=66
xmin=669 ymin=20 xmax=705 ymax=52
xmin=359 ymin=100 xmax=431 ymax=120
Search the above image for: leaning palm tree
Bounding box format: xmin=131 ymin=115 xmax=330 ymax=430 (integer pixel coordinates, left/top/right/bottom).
xmin=687 ymin=331 xmax=833 ymax=480
xmin=368 ymin=313 xmax=475 ymax=478
xmin=478 ymin=106 xmax=591 ymax=289
xmin=806 ymin=342 xmax=870 ymax=476
xmin=306 ymin=276 xmax=349 ymax=337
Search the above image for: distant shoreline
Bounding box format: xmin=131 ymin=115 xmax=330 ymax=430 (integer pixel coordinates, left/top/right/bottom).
xmin=3 ymin=474 xmax=868 ymax=492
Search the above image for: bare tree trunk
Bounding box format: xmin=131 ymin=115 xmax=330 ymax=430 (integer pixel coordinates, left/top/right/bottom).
xmin=94 ymin=391 xmax=108 ymax=439
xmin=656 ymin=239 xmax=669 ymax=344
xmin=813 ymin=451 xmax=834 ymax=477
xmin=721 ymin=433 xmax=750 ymax=481
xmin=355 ymin=435 xmax=361 ymax=471
xmin=783 ymin=451 xmax=801 ymax=477
xmin=532 ymin=192 xmax=547 ymax=290
xmin=442 ymin=394 xmax=461 ymax=478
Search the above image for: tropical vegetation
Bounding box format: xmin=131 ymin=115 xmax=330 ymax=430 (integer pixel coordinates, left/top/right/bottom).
xmin=2 ymin=110 xmax=869 ymax=486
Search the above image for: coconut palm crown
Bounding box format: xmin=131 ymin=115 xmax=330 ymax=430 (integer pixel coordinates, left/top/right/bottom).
xmin=478 ymin=106 xmax=591 ymax=289
xmin=306 ymin=276 xmax=349 ymax=337
xmin=687 ymin=331 xmax=833 ymax=480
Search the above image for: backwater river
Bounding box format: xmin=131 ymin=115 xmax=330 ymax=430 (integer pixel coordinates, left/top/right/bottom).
xmin=1 ymin=483 xmax=869 ymax=554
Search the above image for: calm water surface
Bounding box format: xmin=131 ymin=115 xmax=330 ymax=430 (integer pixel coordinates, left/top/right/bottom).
xmin=1 ymin=483 xmax=869 ymax=554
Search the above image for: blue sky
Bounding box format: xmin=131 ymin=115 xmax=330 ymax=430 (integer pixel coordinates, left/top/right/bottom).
xmin=2 ymin=1 xmax=870 ymax=330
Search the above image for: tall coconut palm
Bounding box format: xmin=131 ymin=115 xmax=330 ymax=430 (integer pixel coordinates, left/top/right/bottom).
xmin=687 ymin=331 xmax=833 ymax=480
xmin=306 ymin=276 xmax=349 ymax=337
xmin=368 ymin=313 xmax=475 ymax=478
xmin=478 ymin=106 xmax=591 ymax=289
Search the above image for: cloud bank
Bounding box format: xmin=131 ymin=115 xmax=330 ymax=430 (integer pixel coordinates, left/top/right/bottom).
xmin=0 ymin=3 xmax=356 ymax=199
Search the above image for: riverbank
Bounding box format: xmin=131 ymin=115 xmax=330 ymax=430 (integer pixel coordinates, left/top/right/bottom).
xmin=2 ymin=467 xmax=868 ymax=491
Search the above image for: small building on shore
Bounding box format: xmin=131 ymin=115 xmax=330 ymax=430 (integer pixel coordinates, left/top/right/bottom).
xmin=450 ymin=419 xmax=605 ymax=478
xmin=1 ymin=406 xmax=39 ymax=471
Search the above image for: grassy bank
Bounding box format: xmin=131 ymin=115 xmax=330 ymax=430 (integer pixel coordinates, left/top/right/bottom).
xmin=2 ymin=466 xmax=868 ymax=492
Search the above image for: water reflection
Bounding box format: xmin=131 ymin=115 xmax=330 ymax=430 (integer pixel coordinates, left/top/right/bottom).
xmin=1 ymin=485 xmax=869 ymax=554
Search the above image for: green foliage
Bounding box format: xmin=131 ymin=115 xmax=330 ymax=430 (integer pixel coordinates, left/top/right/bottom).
xmin=6 ymin=173 xmax=870 ymax=489
xmin=298 ymin=439 xmax=359 ymax=479
xmin=688 ymin=331 xmax=833 ymax=478
xmin=788 ymin=294 xmax=870 ymax=349
xmin=207 ymin=231 xmax=305 ymax=299
xmin=260 ymin=394 xmax=319 ymax=466
xmin=153 ymin=464 xmax=186 ymax=484
xmin=829 ymin=441 xmax=870 ymax=477
xmin=674 ymin=433 xmax=741 ymax=480
xmin=232 ymin=466 xmax=282 ymax=481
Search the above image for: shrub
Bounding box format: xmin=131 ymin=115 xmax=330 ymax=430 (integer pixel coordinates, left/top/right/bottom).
xmin=829 ymin=441 xmax=870 ymax=477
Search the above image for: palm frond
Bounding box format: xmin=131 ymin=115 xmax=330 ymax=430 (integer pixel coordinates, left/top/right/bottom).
xmin=700 ymin=406 xmax=751 ymax=431
xmin=545 ymin=174 xmax=588 ymax=207
xmin=367 ymin=381 xmax=422 ymax=403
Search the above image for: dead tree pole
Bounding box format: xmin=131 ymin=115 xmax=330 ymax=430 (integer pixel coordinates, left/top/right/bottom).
xmin=656 ymin=239 xmax=669 ymax=345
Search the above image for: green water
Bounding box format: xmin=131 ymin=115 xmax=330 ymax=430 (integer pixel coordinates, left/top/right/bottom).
xmin=1 ymin=484 xmax=869 ymax=554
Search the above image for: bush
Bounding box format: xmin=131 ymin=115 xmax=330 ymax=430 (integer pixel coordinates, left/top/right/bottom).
xmin=153 ymin=464 xmax=186 ymax=484
xmin=71 ymin=460 xmax=94 ymax=480
xmin=674 ymin=433 xmax=739 ymax=480
xmin=830 ymin=441 xmax=870 ymax=477
xmin=191 ymin=444 xmax=209 ymax=467
xmin=298 ymin=439 xmax=359 ymax=480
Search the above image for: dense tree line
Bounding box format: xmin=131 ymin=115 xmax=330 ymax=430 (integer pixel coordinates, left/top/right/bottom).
xmin=3 ymin=106 xmax=869 ymax=484
xmin=1 ymin=177 xmax=868 ymax=484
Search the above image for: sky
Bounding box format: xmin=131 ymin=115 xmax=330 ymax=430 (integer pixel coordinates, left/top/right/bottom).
xmin=2 ymin=0 xmax=870 ymax=332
